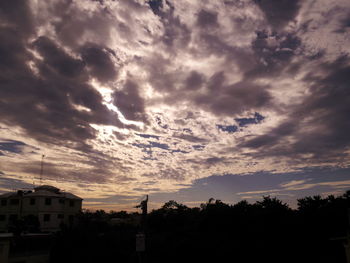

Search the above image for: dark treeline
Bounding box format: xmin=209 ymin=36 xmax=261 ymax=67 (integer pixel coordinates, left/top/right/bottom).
xmin=50 ymin=191 xmax=350 ymax=263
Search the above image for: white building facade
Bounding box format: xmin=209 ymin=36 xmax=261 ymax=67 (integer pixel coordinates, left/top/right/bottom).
xmin=0 ymin=185 xmax=82 ymax=232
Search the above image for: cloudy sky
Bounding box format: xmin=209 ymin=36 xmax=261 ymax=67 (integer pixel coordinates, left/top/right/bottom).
xmin=1 ymin=0 xmax=350 ymax=210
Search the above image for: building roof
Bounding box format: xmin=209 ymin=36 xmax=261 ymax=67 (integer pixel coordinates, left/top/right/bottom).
xmin=62 ymin=192 xmax=82 ymax=200
xmin=34 ymin=185 xmax=60 ymax=193
xmin=0 ymin=185 xmax=83 ymax=200
xmin=0 ymin=192 xmax=17 ymax=198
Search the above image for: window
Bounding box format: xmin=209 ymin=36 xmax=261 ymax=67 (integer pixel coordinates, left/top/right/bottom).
xmin=43 ymin=214 xmax=51 ymax=222
xmin=0 ymin=215 xmax=6 ymax=221
xmin=10 ymin=199 xmax=19 ymax=205
xmin=45 ymin=198 xmax=51 ymax=205
xmin=1 ymin=199 xmax=7 ymax=206
xmin=69 ymin=200 xmax=74 ymax=207
xmin=30 ymin=198 xmax=36 ymax=205
xmin=59 ymin=199 xmax=65 ymax=204
xmin=57 ymin=214 xmax=64 ymax=219
xmin=9 ymin=214 xmax=18 ymax=221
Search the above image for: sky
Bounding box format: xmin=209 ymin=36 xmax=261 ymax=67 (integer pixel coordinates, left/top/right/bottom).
xmin=1 ymin=0 xmax=350 ymax=211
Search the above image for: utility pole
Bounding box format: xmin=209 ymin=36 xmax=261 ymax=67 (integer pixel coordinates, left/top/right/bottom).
xmin=135 ymin=195 xmax=148 ymax=263
xmin=39 ymin=154 xmax=45 ymax=185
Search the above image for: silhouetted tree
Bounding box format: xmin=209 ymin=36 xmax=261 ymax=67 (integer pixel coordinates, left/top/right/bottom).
xmin=50 ymin=190 xmax=350 ymax=263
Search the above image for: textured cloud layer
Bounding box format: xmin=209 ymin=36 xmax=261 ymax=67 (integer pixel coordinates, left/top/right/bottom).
xmin=0 ymin=0 xmax=349 ymax=207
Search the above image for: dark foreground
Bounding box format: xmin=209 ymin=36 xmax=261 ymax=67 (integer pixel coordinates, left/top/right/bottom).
xmin=3 ymin=192 xmax=349 ymax=263
xmin=48 ymin=192 xmax=350 ymax=263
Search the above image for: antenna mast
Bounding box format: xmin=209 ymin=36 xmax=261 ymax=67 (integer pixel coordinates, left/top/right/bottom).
xmin=40 ymin=154 xmax=45 ymax=185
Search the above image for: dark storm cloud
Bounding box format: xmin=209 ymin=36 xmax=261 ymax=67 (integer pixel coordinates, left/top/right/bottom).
xmin=145 ymin=29 xmax=293 ymax=117
xmin=141 ymin=54 xmax=178 ymax=93
xmin=1 ymin=0 xmax=349 ymax=198
xmin=0 ymin=1 xmax=124 ymax=151
xmin=194 ymin=78 xmax=272 ymax=116
xmin=254 ymin=0 xmax=301 ymax=30
xmin=335 ymin=14 xmax=350 ymax=33
xmin=164 ymin=17 xmax=191 ymax=49
xmin=33 ymin=36 xmax=85 ymax=78
xmin=0 ymin=177 xmax=34 ymax=193
xmin=173 ymin=134 xmax=208 ymax=144
xmin=145 ymin=54 xmax=273 ymax=117
xmin=0 ymin=0 xmax=34 ymax=38
xmin=142 ymin=8 xmax=294 ymax=118
xmin=51 ymin=1 xmax=114 ymax=48
xmin=184 ymin=71 xmax=205 ymax=90
xmin=240 ymin=120 xmax=297 ymax=149
xmin=205 ymin=157 xmax=226 ymax=165
xmin=197 ymin=9 xmax=218 ymax=28
xmin=17 ymin=159 xmax=114 ymax=184
xmin=245 ymin=31 xmax=301 ymax=78
xmin=198 ymin=32 xmax=254 ymax=68
xmin=143 ymin=23 xmax=281 ymax=117
xmin=148 ymin=0 xmax=191 ymax=50
xmin=113 ymin=80 xmax=148 ymax=123
xmin=81 ymin=43 xmax=118 ymax=82
xmin=241 ymin=56 xmax=350 ymax=163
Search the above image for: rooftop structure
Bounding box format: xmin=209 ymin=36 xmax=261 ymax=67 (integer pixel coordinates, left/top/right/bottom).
xmin=0 ymin=185 xmax=83 ymax=232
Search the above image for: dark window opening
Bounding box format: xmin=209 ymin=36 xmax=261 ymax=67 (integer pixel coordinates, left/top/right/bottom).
xmin=10 ymin=199 xmax=19 ymax=205
xmin=69 ymin=200 xmax=74 ymax=207
xmin=0 ymin=215 xmax=6 ymax=221
xmin=45 ymin=198 xmax=51 ymax=205
xmin=1 ymin=199 xmax=7 ymax=206
xmin=43 ymin=214 xmax=51 ymax=222
xmin=30 ymin=198 xmax=36 ymax=205
xmin=9 ymin=214 xmax=18 ymax=221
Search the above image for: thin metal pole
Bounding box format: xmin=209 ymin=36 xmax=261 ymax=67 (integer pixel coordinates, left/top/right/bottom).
xmin=40 ymin=154 xmax=45 ymax=185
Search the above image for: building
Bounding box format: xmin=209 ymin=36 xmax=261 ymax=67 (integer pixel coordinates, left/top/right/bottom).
xmin=0 ymin=185 xmax=83 ymax=232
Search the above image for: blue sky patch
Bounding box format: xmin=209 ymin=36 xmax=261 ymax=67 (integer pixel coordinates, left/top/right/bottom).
xmin=171 ymin=149 xmax=189 ymax=154
xmin=0 ymin=139 xmax=26 ymax=154
xmin=192 ymin=145 xmax=205 ymax=151
xmin=217 ymin=124 xmax=238 ymax=133
xmin=235 ymin=112 xmax=265 ymax=127
xmin=136 ymin=133 xmax=160 ymax=140
xmin=146 ymin=167 xmax=350 ymax=208
xmin=132 ymin=141 xmax=169 ymax=150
